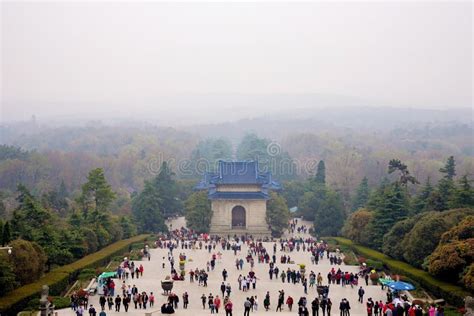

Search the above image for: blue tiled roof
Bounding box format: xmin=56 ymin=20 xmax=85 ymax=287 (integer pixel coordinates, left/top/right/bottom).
xmin=194 ymin=160 xmax=281 ymax=198
xmin=209 ymin=191 xmax=270 ymax=200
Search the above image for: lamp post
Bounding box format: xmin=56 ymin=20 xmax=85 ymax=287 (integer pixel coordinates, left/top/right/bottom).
xmin=0 ymin=246 xmax=12 ymax=255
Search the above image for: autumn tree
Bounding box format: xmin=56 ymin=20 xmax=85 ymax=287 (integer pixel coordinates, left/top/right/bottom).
xmin=341 ymin=209 xmax=373 ymax=244
xmin=8 ymin=239 xmax=47 ymax=285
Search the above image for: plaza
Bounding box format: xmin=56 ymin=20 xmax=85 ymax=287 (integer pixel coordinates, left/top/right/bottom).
xmin=58 ymin=217 xmax=388 ymax=316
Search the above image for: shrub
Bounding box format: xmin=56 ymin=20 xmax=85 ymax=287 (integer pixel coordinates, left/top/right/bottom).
xmin=0 ymin=234 xmax=149 ymax=315
xmin=326 ymin=237 xmax=470 ymax=307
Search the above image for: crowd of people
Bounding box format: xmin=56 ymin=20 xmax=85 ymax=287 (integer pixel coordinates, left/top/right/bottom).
xmin=66 ymin=220 xmax=447 ymax=316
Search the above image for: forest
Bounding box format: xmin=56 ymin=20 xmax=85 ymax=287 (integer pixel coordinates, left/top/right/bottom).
xmin=0 ymin=111 xmax=473 ymax=296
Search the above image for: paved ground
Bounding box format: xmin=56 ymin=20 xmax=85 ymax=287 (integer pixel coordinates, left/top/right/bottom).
xmin=57 ymin=218 xmax=388 ymax=316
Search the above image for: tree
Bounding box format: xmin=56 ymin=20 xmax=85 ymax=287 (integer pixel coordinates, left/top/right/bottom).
xmin=281 ymin=180 xmax=306 ymax=209
xmin=300 ymin=186 xmax=327 ymax=221
xmin=152 ymin=162 xmax=181 ymax=217
xmin=120 ymin=216 xmax=137 ymax=238
xmin=428 ymin=216 xmax=474 ymax=287
xmin=388 ymin=159 xmax=418 ymax=188
xmin=78 ymin=168 xmax=116 ymax=216
xmin=382 ymin=215 xmax=421 ymax=260
xmin=351 ymin=177 xmax=369 ymax=211
xmin=434 ymin=156 xmax=457 ymax=211
xmin=412 ymin=177 xmax=434 ymax=214
xmin=313 ymin=160 xmax=326 ymax=186
xmin=367 ymin=183 xmax=408 ymax=249
xmin=184 ymin=191 xmax=212 ymax=233
xmin=132 ymin=180 xmax=166 ymax=233
xmin=266 ymin=192 xmax=290 ymax=237
xmin=0 ymin=199 xmax=5 ymax=218
xmin=439 ymin=156 xmax=456 ymax=180
xmin=9 ymin=239 xmax=47 ymax=285
xmin=0 ymin=254 xmax=18 ymax=296
xmin=450 ymin=175 xmax=474 ymax=208
xmin=1 ymin=221 xmax=12 ymax=246
xmin=314 ymin=189 xmax=345 ymax=237
xmin=341 ymin=209 xmax=373 ymax=244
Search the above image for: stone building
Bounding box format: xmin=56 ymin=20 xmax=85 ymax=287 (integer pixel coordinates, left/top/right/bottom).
xmin=196 ymin=160 xmax=281 ymax=236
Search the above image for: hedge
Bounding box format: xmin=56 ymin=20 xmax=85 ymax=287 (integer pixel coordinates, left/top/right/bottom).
xmin=325 ymin=237 xmax=470 ymax=307
xmin=0 ymin=234 xmax=149 ymax=315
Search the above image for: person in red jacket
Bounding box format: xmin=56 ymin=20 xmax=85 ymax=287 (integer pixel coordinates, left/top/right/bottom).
xmin=286 ymin=296 xmax=294 ymax=311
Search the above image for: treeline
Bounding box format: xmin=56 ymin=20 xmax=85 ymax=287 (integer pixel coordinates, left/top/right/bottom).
xmin=341 ymin=156 xmax=474 ymax=291
xmin=0 ymin=168 xmax=137 ymax=296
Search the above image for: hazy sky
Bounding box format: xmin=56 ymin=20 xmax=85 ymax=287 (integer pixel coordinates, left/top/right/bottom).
xmin=1 ymin=1 xmax=472 ymax=122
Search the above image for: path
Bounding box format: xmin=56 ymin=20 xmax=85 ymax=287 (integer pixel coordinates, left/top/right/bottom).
xmin=57 ymin=218 xmax=388 ymax=316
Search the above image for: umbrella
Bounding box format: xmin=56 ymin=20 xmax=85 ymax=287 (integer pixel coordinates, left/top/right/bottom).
xmin=378 ymin=278 xmax=393 ymax=285
xmin=387 ymin=281 xmax=415 ymax=291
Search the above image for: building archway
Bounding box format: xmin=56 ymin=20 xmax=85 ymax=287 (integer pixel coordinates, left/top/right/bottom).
xmin=231 ymin=205 xmax=246 ymax=228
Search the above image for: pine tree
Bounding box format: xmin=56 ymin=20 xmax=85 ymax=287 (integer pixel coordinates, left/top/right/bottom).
xmin=78 ymin=168 xmax=116 ymax=216
xmin=2 ymin=221 xmax=12 ymax=246
xmin=152 ymin=162 xmax=181 ymax=218
xmin=352 ymin=177 xmax=369 ymax=211
xmin=412 ymin=177 xmax=433 ymax=213
xmin=0 ymin=200 xmax=5 ymax=218
xmin=368 ymin=183 xmax=408 ymax=249
xmin=450 ymin=175 xmax=474 ymax=208
xmin=439 ymin=156 xmax=456 ymax=180
xmin=314 ymin=160 xmax=326 ymax=186
xmin=132 ymin=180 xmax=166 ymax=233
xmin=314 ymin=189 xmax=345 ymax=237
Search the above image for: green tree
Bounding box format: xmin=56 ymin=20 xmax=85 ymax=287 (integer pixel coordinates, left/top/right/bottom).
xmin=0 ymin=254 xmax=18 ymax=296
xmin=434 ymin=156 xmax=457 ymax=211
xmin=300 ymin=186 xmax=327 ymax=221
xmin=152 ymin=162 xmax=181 ymax=217
xmin=412 ymin=177 xmax=434 ymax=214
xmin=2 ymin=221 xmax=12 ymax=246
xmin=382 ymin=215 xmax=421 ymax=260
xmin=120 ymin=216 xmax=137 ymax=238
xmin=439 ymin=156 xmax=456 ymax=180
xmin=368 ymin=183 xmax=408 ymax=249
xmin=314 ymin=189 xmax=345 ymax=237
xmin=190 ymin=138 xmax=233 ymax=174
xmin=351 ymin=177 xmax=369 ymax=211
xmin=450 ymin=175 xmax=474 ymax=208
xmin=266 ymin=192 xmax=290 ymax=237
xmin=0 ymin=199 xmax=5 ymax=218
xmin=9 ymin=239 xmax=47 ymax=285
xmin=132 ymin=180 xmax=167 ymax=233
xmin=388 ymin=159 xmax=418 ymax=188
xmin=184 ymin=191 xmax=212 ymax=233
xmin=313 ymin=160 xmax=326 ymax=186
xmin=78 ymin=168 xmax=116 ymax=216
xmin=281 ymin=180 xmax=306 ymax=209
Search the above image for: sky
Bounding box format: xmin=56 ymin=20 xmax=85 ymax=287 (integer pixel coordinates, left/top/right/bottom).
xmin=1 ymin=1 xmax=472 ymax=123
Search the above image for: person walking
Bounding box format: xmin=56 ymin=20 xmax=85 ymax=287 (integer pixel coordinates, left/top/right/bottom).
xmin=358 ymin=287 xmax=365 ymax=304
xmin=225 ymin=299 xmax=233 ymax=316
xmin=312 ymin=298 xmax=319 ymax=316
xmin=244 ymin=298 xmax=251 ymax=316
